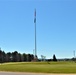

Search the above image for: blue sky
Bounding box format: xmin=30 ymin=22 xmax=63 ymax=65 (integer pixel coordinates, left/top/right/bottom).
xmin=0 ymin=0 xmax=76 ymax=59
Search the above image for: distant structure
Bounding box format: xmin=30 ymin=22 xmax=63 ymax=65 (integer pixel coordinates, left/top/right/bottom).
xmin=74 ymin=50 xmax=75 ymax=58
xmin=41 ymin=55 xmax=46 ymax=61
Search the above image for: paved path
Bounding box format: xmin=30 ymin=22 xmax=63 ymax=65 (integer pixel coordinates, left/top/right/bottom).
xmin=0 ymin=72 xmax=76 ymax=75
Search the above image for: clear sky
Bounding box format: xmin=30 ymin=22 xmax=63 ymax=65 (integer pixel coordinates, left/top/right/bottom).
xmin=0 ymin=0 xmax=76 ymax=59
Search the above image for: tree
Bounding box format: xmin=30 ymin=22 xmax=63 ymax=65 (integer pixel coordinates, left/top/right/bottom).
xmin=27 ymin=54 xmax=31 ymax=61
xmin=0 ymin=49 xmax=36 ymax=62
xmin=18 ymin=53 xmax=22 ymax=62
xmin=0 ymin=50 xmax=6 ymax=63
xmin=12 ymin=51 xmax=19 ymax=62
xmin=26 ymin=54 xmax=34 ymax=61
xmin=53 ymin=54 xmax=57 ymax=61
xmin=2 ymin=51 xmax=6 ymax=62
xmin=23 ymin=53 xmax=27 ymax=61
xmin=6 ymin=52 xmax=12 ymax=62
xmin=31 ymin=54 xmax=34 ymax=61
xmin=0 ymin=50 xmax=3 ymax=63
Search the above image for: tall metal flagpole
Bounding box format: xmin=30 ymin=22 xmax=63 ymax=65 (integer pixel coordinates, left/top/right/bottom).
xmin=34 ymin=9 xmax=37 ymax=59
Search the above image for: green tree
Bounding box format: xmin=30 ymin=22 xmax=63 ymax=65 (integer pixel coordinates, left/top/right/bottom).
xmin=2 ymin=51 xmax=6 ymax=62
xmin=12 ymin=51 xmax=19 ymax=62
xmin=6 ymin=52 xmax=12 ymax=62
xmin=23 ymin=53 xmax=27 ymax=61
xmin=0 ymin=50 xmax=3 ymax=63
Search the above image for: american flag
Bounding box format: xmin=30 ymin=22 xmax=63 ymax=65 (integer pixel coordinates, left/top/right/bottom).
xmin=34 ymin=9 xmax=36 ymax=23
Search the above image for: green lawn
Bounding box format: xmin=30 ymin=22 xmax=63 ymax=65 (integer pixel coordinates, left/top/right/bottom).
xmin=0 ymin=61 xmax=76 ymax=73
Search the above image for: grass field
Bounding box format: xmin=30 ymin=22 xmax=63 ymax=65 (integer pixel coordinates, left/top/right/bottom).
xmin=0 ymin=61 xmax=76 ymax=73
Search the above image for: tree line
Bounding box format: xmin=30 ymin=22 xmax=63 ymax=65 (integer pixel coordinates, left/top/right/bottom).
xmin=0 ymin=50 xmax=34 ymax=63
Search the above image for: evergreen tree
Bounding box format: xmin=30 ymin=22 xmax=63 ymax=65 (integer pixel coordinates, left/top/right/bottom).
xmin=53 ymin=54 xmax=57 ymax=61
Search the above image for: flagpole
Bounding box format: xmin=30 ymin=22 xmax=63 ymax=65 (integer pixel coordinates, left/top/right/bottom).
xmin=34 ymin=9 xmax=37 ymax=60
xmin=35 ymin=19 xmax=37 ymax=58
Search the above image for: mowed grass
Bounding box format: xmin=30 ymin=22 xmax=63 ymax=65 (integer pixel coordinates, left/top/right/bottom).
xmin=0 ymin=61 xmax=76 ymax=73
